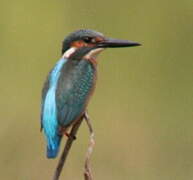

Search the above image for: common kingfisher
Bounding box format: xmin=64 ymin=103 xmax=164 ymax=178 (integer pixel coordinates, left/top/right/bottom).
xmin=41 ymin=29 xmax=140 ymax=158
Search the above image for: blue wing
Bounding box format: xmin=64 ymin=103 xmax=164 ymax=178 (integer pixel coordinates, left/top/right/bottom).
xmin=41 ymin=58 xmax=67 ymax=158
xmin=56 ymin=59 xmax=96 ymax=127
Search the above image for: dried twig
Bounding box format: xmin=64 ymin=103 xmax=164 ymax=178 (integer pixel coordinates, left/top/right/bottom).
xmin=52 ymin=117 xmax=83 ymax=180
xmin=84 ymin=112 xmax=95 ymax=180
xmin=52 ymin=112 xmax=95 ymax=180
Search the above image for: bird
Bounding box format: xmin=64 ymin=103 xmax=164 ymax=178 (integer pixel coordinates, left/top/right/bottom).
xmin=41 ymin=29 xmax=141 ymax=158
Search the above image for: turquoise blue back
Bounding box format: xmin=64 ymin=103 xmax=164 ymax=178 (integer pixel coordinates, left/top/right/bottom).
xmin=42 ymin=58 xmax=66 ymax=158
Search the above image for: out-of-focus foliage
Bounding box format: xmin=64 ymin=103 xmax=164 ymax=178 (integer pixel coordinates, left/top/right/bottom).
xmin=1 ymin=0 xmax=193 ymax=179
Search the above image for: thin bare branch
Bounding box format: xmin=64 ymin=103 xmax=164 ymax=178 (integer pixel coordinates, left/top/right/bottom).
xmin=52 ymin=112 xmax=95 ymax=180
xmin=84 ymin=112 xmax=95 ymax=180
xmin=52 ymin=117 xmax=83 ymax=180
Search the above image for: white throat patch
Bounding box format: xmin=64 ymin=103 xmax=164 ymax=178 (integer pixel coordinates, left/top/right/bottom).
xmin=84 ymin=48 xmax=104 ymax=60
xmin=62 ymin=47 xmax=77 ymax=58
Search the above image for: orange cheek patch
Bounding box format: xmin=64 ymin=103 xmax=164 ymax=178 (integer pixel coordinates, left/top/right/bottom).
xmin=95 ymin=37 xmax=104 ymax=43
xmin=71 ymin=40 xmax=86 ymax=48
xmin=87 ymin=43 xmax=95 ymax=47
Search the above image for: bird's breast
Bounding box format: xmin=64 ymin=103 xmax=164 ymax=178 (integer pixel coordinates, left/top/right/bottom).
xmin=54 ymin=59 xmax=97 ymax=126
xmin=57 ymin=59 xmax=97 ymax=102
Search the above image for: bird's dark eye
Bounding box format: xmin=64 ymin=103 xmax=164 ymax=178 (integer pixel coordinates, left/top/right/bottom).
xmin=83 ymin=37 xmax=92 ymax=43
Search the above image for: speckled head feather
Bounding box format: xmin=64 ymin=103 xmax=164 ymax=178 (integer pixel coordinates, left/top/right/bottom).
xmin=61 ymin=29 xmax=104 ymax=54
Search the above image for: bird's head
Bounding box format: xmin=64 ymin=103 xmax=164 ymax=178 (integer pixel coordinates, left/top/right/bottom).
xmin=62 ymin=29 xmax=141 ymax=61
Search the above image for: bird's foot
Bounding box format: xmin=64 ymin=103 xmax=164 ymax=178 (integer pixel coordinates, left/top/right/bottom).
xmin=58 ymin=127 xmax=76 ymax=140
xmin=64 ymin=132 xmax=76 ymax=140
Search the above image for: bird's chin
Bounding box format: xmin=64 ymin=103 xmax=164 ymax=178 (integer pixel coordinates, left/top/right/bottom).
xmin=84 ymin=48 xmax=105 ymax=60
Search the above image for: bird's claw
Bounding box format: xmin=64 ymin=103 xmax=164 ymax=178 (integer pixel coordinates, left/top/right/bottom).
xmin=64 ymin=132 xmax=76 ymax=140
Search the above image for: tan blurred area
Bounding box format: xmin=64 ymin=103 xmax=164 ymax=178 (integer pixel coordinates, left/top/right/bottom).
xmin=0 ymin=0 xmax=193 ymax=179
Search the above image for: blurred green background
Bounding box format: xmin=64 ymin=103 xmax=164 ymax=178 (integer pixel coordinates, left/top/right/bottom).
xmin=1 ymin=0 xmax=193 ymax=179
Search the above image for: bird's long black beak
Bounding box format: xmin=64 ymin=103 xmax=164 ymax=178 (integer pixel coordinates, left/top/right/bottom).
xmin=98 ymin=38 xmax=141 ymax=48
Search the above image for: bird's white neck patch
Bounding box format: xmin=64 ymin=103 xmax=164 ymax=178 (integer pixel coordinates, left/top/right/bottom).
xmin=84 ymin=48 xmax=104 ymax=60
xmin=62 ymin=47 xmax=77 ymax=58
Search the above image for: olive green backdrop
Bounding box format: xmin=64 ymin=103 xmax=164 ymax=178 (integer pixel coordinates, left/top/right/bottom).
xmin=1 ymin=0 xmax=193 ymax=179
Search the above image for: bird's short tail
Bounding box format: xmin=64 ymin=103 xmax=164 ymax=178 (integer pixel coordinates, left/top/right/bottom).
xmin=47 ymin=135 xmax=62 ymax=158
